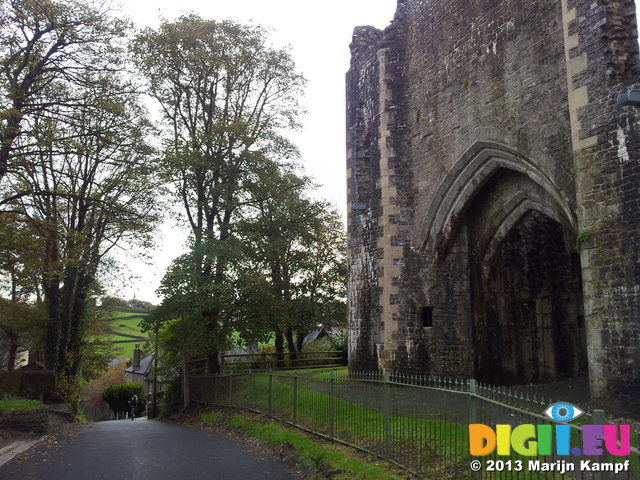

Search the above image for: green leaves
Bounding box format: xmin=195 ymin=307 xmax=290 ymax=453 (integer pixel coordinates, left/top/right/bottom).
xmin=0 ymin=0 xmax=163 ymax=388
xmin=233 ymin=169 xmax=347 ymax=352
xmin=101 ymin=382 xmax=146 ymax=415
xmin=133 ymin=15 xmax=310 ymax=371
xmin=132 ymin=15 xmax=305 ymax=238
xmin=0 ymin=0 xmax=130 ymax=180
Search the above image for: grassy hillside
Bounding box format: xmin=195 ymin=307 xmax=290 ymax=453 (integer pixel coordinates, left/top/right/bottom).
xmin=106 ymin=311 xmax=149 ymax=355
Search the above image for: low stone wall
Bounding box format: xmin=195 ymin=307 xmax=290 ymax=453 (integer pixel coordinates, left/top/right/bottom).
xmin=79 ymin=399 xmax=113 ymax=422
xmin=0 ymin=408 xmax=48 ymax=433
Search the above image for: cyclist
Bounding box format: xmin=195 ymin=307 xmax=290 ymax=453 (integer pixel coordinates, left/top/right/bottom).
xmin=128 ymin=395 xmax=139 ymax=421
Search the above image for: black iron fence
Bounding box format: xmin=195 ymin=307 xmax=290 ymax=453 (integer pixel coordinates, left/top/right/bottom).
xmin=188 ymin=370 xmax=640 ymax=479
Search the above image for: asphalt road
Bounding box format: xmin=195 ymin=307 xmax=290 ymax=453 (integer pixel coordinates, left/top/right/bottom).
xmin=0 ymin=419 xmax=298 ymax=480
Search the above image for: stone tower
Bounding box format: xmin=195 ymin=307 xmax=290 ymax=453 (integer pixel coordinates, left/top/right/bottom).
xmin=346 ymin=0 xmax=640 ymax=410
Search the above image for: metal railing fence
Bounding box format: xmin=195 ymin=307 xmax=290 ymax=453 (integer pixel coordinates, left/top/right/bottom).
xmin=188 ymin=370 xmax=640 ymax=479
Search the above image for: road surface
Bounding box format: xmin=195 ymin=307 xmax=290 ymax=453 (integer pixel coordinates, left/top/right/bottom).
xmin=0 ymin=419 xmax=298 ymax=480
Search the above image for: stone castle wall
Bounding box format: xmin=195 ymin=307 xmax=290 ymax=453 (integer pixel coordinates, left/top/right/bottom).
xmin=347 ymin=0 xmax=640 ymax=409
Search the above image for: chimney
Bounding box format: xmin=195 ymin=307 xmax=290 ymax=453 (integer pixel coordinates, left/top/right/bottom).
xmin=133 ymin=344 xmax=141 ymax=371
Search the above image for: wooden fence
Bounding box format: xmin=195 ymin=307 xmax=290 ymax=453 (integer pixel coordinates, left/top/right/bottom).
xmin=187 ymin=350 xmax=346 ymax=374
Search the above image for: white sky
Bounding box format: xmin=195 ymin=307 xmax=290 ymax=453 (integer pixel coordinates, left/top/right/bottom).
xmin=111 ymin=0 xmax=398 ymax=303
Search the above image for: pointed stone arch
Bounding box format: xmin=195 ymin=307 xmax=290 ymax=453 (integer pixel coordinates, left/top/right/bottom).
xmin=417 ymin=141 xmax=577 ymax=259
xmin=469 ymin=208 xmax=587 ymax=385
xmin=416 ymin=141 xmax=587 ymax=385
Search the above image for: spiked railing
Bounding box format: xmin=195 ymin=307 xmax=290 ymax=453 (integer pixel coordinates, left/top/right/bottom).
xmin=188 ymin=370 xmax=639 ymax=479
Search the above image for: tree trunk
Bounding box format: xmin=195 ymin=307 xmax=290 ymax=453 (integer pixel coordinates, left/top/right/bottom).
xmin=207 ymin=350 xmax=223 ymax=374
xmin=6 ymin=329 xmax=19 ymax=371
xmin=203 ymin=310 xmax=224 ymax=374
xmin=182 ymin=352 xmax=190 ymax=408
xmin=43 ymin=235 xmax=62 ymax=374
xmin=286 ymin=326 xmax=298 ymax=361
xmin=274 ymin=330 xmax=285 ymax=368
xmin=44 ymin=279 xmax=62 ymax=374
xmin=63 ymin=274 xmax=91 ymax=380
xmin=295 ymin=331 xmax=305 ymax=353
xmin=57 ymin=266 xmax=80 ymax=373
xmin=0 ymin=107 xmax=24 ymax=182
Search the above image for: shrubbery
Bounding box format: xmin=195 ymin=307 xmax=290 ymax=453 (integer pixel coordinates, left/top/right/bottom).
xmin=159 ymin=377 xmax=182 ymax=417
xmin=101 ymin=383 xmax=146 ymax=415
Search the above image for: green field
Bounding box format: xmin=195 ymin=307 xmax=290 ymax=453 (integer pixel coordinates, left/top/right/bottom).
xmin=106 ymin=311 xmax=149 ymax=355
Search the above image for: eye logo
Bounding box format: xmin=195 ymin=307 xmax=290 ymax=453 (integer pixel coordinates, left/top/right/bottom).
xmin=544 ymin=402 xmax=584 ymax=423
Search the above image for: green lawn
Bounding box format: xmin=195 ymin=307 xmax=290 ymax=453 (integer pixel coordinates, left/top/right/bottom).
xmin=207 ymin=371 xmax=592 ymax=480
xmin=0 ymin=397 xmax=43 ymax=411
xmin=106 ymin=311 xmax=149 ymax=355
xmin=211 ymin=371 xmax=470 ymax=478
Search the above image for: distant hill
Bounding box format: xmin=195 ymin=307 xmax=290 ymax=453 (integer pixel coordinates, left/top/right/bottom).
xmin=106 ymin=310 xmax=149 ymax=353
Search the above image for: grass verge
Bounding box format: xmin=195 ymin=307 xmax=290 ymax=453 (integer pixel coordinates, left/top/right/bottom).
xmin=210 ymin=369 xmax=470 ymax=476
xmin=174 ymin=405 xmax=415 ymax=480
xmin=0 ymin=397 xmax=43 ymax=411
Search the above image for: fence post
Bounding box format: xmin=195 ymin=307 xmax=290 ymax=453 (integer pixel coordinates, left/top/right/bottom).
xmin=469 ymin=379 xmax=478 ymax=425
xmin=268 ymin=369 xmax=273 ymax=416
xmin=593 ymin=410 xmax=607 ymax=480
xmin=293 ymin=370 xmax=298 ymax=426
xmin=329 ymin=370 xmax=335 ymax=438
xmin=247 ymin=369 xmax=252 ymax=406
xmin=384 ymin=371 xmax=391 ymax=458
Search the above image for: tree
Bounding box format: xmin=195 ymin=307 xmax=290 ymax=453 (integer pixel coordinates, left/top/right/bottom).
xmin=0 ymin=213 xmax=48 ymax=369
xmin=0 ymin=0 xmax=161 ymax=396
xmin=1 ymin=68 xmax=162 ymax=385
xmin=0 ymin=0 xmax=129 ymax=183
xmin=0 ymin=297 xmax=47 ymax=370
xmin=132 ymin=15 xmax=306 ymax=373
xmin=0 ymin=212 xmax=43 ymax=302
xmin=142 ymin=314 xmax=209 ymax=410
xmin=239 ymin=172 xmax=347 ymax=358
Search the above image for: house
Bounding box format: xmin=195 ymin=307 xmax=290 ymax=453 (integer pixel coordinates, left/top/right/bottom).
xmin=0 ymin=345 xmax=29 ymax=371
xmin=304 ymin=326 xmax=346 ymax=345
xmin=124 ymin=344 xmax=163 ymax=397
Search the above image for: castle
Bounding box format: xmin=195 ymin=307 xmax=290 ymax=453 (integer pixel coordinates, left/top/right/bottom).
xmin=346 ymin=0 xmax=640 ymax=409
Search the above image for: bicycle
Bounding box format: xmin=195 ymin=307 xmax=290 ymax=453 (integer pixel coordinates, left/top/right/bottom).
xmin=128 ymin=395 xmax=139 ymax=421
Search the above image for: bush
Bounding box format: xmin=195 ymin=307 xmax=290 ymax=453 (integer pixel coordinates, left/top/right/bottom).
xmin=159 ymin=377 xmax=181 ymax=417
xmin=101 ymin=383 xmax=146 ymax=415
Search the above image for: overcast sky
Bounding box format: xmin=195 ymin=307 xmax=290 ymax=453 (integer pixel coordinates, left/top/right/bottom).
xmin=112 ymin=0 xmax=398 ymax=303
